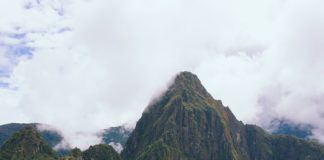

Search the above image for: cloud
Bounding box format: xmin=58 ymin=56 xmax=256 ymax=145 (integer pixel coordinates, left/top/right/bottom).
xmin=1 ymin=0 xmax=324 ymax=149
xmin=109 ymin=142 xmax=123 ymax=153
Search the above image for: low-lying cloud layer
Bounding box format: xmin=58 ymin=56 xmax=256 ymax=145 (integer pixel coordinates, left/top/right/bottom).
xmin=1 ymin=0 xmax=324 ymax=149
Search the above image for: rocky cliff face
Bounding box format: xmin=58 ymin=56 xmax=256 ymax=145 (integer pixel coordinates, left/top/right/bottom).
xmin=122 ymin=71 xmax=324 ymax=160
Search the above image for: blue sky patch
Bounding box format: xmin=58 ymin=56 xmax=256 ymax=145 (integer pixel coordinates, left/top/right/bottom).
xmin=58 ymin=27 xmax=71 ymax=33
xmin=10 ymin=33 xmax=26 ymax=39
xmin=0 ymin=81 xmax=10 ymax=88
xmin=9 ymin=45 xmax=34 ymax=57
xmin=0 ymin=69 xmax=10 ymax=77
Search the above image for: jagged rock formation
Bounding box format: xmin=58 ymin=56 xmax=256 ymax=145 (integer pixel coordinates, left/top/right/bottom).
xmin=0 ymin=125 xmax=57 ymax=160
xmin=122 ymin=71 xmax=324 ymax=160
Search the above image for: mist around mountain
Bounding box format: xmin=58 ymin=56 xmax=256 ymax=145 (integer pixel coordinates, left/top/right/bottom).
xmin=122 ymin=71 xmax=324 ymax=160
xmin=0 ymin=126 xmax=121 ymax=160
xmin=0 ymin=72 xmax=324 ymax=160
xmin=101 ymin=126 xmax=133 ymax=153
xmin=0 ymin=123 xmax=132 ymax=156
xmin=269 ymin=119 xmax=314 ymax=139
xmin=0 ymin=120 xmax=313 ymax=156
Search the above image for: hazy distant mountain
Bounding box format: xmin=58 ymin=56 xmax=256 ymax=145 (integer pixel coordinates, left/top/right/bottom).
xmin=122 ymin=71 xmax=324 ymax=160
xmin=101 ymin=126 xmax=133 ymax=153
xmin=270 ymin=119 xmax=313 ymax=139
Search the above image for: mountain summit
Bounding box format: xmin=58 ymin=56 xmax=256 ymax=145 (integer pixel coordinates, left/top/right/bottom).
xmin=122 ymin=71 xmax=324 ymax=160
xmin=170 ymin=71 xmax=210 ymax=97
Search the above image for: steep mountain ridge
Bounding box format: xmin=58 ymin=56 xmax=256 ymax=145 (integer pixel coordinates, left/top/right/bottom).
xmin=122 ymin=71 xmax=324 ymax=160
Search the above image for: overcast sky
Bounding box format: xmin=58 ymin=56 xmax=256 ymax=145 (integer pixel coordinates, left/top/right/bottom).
xmin=1 ymin=0 xmax=324 ymax=149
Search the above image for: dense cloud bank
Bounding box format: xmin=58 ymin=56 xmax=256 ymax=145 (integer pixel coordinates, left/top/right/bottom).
xmin=0 ymin=0 xmax=324 ymax=149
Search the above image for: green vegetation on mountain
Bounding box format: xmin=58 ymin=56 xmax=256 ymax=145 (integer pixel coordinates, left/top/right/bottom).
xmin=58 ymin=148 xmax=83 ymax=160
xmin=83 ymin=144 xmax=121 ymax=160
xmin=0 ymin=123 xmax=63 ymax=148
xmin=122 ymin=71 xmax=324 ymax=160
xmin=59 ymin=145 xmax=121 ymax=160
xmin=0 ymin=125 xmax=57 ymax=160
xmin=0 ymin=123 xmax=131 ymax=157
xmin=0 ymin=126 xmax=122 ymax=160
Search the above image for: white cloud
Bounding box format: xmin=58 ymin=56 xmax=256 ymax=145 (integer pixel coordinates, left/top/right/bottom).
xmin=1 ymin=0 xmax=324 ymax=149
xmin=109 ymin=142 xmax=123 ymax=153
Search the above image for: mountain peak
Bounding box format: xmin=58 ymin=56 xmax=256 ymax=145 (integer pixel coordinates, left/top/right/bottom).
xmin=123 ymin=72 xmax=242 ymax=160
xmin=173 ymin=71 xmax=202 ymax=87
xmin=169 ymin=71 xmax=210 ymax=100
xmin=174 ymin=71 xmax=199 ymax=81
xmin=123 ymin=72 xmax=324 ymax=160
